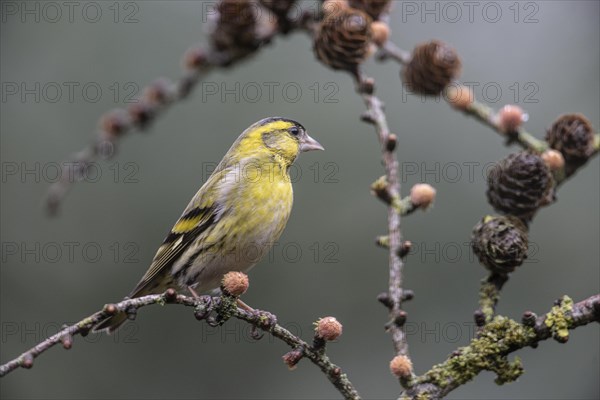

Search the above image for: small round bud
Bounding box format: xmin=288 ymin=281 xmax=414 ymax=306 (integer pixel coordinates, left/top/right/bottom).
xmin=394 ymin=311 xmax=407 ymax=327
xmin=103 ymin=304 xmax=117 ymax=315
xmin=376 ymin=235 xmax=390 ymax=248
xmin=410 ymin=183 xmax=436 ymax=209
xmin=100 ymin=109 xmax=131 ymax=138
xmin=315 ymin=317 xmax=343 ymax=341
xmin=401 ymin=290 xmax=415 ymax=301
xmin=474 ymin=309 xmax=486 ymax=327
xmin=497 ymin=105 xmax=526 ymax=134
xmin=371 ymin=175 xmax=392 ymax=204
xmin=143 ymin=78 xmax=173 ymax=105
xmin=127 ymin=101 xmax=156 ymax=128
xmin=359 ymin=77 xmax=375 ymax=95
xmin=21 ymin=354 xmax=34 ymax=369
xmin=521 ymin=311 xmax=537 ymax=327
xmin=445 ymin=84 xmax=474 ymax=110
xmin=61 ymin=333 xmax=73 ymax=349
xmin=377 ymin=292 xmax=393 ymax=308
xmin=554 ymin=298 xmax=563 ymax=306
xmin=254 ymin=310 xmax=277 ymax=328
xmin=390 ymin=355 xmax=413 ymax=378
xmin=370 ymin=21 xmax=390 ymax=46
xmin=541 ymin=149 xmax=565 ymax=171
xmin=282 ymin=348 xmax=304 ymax=370
xmin=221 ymin=271 xmax=249 ymax=296
xmin=386 ymin=133 xmax=397 ymax=151
xmin=398 ymin=240 xmax=412 ymax=257
xmin=164 ymin=288 xmax=177 ymax=302
xmin=555 ymin=334 xmax=569 ymax=344
xmin=183 ymin=47 xmax=207 ymax=70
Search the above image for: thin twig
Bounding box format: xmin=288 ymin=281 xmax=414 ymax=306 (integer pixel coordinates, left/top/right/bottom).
xmin=356 ymin=75 xmax=410 ymax=368
xmin=377 ymin=41 xmax=412 ymax=65
xmin=0 ymin=290 xmax=360 ymax=400
xmin=458 ymin=95 xmax=599 ymax=163
xmin=456 ymin=96 xmax=548 ymax=153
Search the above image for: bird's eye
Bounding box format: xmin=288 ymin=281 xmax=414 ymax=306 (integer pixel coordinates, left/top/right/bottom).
xmin=289 ymin=127 xmax=300 ymax=136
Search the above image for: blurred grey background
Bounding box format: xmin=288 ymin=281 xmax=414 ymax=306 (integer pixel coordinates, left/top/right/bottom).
xmin=1 ymin=1 xmax=598 ymax=399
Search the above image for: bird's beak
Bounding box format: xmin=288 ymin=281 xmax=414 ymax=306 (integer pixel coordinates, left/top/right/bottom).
xmin=300 ymin=133 xmax=324 ymax=152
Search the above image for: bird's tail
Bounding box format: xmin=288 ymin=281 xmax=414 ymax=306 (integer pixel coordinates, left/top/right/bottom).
xmin=93 ymin=281 xmax=158 ymax=333
xmin=93 ymin=287 xmax=148 ymax=333
xmin=93 ymin=312 xmax=129 ymax=333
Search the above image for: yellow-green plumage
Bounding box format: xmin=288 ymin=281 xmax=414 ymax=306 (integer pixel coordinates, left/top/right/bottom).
xmin=95 ymin=117 xmax=323 ymax=332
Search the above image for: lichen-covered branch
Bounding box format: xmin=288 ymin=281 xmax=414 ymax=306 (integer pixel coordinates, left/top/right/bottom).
xmin=400 ymin=294 xmax=600 ymax=400
xmin=0 ymin=289 xmax=360 ymax=400
xmin=476 ymin=272 xmax=510 ymax=326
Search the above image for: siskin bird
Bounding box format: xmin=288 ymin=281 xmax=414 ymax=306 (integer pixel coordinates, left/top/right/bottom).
xmin=95 ymin=117 xmax=323 ymax=332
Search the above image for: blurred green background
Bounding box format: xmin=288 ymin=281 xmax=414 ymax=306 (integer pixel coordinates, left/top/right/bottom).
xmin=1 ymin=1 xmax=598 ymax=399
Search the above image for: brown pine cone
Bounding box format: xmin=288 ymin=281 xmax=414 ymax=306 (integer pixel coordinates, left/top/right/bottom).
xmin=486 ymin=152 xmax=554 ymax=220
xmin=546 ymin=114 xmax=594 ymax=174
xmin=472 ymin=215 xmax=528 ymax=275
xmin=402 ymin=40 xmax=462 ymax=95
xmin=314 ymin=8 xmax=373 ymax=72
xmin=349 ymin=0 xmax=391 ymax=20
xmin=212 ymin=0 xmax=259 ymax=51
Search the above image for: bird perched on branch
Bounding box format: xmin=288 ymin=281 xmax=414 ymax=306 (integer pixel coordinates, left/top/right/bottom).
xmin=95 ymin=117 xmax=324 ymax=332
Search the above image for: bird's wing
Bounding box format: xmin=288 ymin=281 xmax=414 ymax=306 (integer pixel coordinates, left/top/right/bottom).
xmin=128 ymin=169 xmax=229 ymax=298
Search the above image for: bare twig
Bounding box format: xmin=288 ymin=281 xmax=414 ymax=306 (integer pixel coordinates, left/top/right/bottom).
xmin=0 ymin=290 xmax=360 ymax=400
xmin=452 ymin=95 xmax=548 ymax=153
xmin=377 ymin=41 xmax=412 ymax=65
xmin=455 ymin=94 xmax=598 ymax=165
xmin=356 ymin=75 xmax=411 ymax=372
